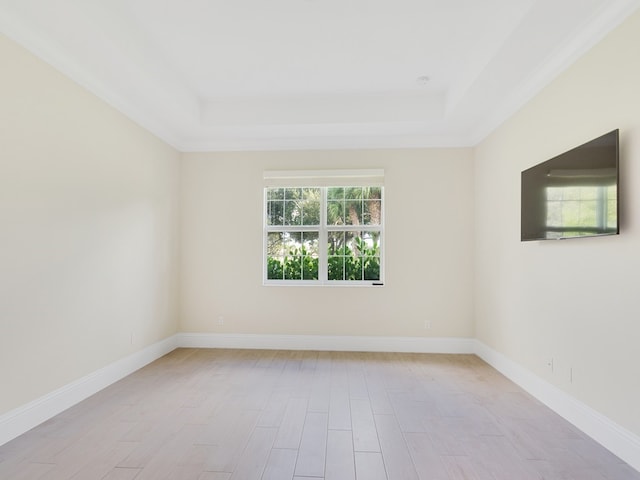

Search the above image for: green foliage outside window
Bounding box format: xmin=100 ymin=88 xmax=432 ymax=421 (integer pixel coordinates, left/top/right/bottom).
xmin=327 ymin=236 xmax=380 ymax=281
xmin=267 ymin=236 xmax=380 ymax=281
xmin=267 ymin=246 xmax=319 ymax=280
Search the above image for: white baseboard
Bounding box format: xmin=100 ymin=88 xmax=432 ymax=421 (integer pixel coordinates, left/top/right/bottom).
xmin=0 ymin=335 xmax=178 ymax=447
xmin=177 ymin=333 xmax=476 ymax=354
xmin=474 ymin=340 xmax=640 ymax=473
xmin=0 ymin=333 xmax=472 ymax=448
xmin=2 ymin=333 xmax=638 ymax=475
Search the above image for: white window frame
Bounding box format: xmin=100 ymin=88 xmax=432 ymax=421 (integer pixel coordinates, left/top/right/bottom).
xmin=263 ymin=169 xmax=385 ymax=287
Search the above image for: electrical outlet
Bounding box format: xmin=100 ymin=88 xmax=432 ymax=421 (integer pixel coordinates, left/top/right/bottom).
xmin=218 ymin=316 xmax=224 ymax=325
xmin=424 ymin=320 xmax=432 ymax=330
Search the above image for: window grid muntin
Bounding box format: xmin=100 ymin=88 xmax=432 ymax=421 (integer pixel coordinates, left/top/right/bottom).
xmin=326 ymin=186 xmax=382 ymax=226
xmin=264 ymin=185 xmax=383 ymax=285
xmin=266 ymin=187 xmax=321 ymax=226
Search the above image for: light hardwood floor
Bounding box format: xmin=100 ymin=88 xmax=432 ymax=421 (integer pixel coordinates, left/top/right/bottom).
xmin=0 ymin=349 xmax=638 ymax=480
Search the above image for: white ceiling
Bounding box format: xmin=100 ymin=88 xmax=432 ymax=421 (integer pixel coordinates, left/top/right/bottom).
xmin=1 ymin=0 xmax=639 ymax=151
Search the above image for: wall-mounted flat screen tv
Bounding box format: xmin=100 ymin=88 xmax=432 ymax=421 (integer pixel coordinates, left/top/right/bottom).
xmin=521 ymin=129 xmax=619 ymax=241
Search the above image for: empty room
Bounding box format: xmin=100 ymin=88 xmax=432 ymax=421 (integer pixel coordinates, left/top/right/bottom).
xmin=1 ymin=0 xmax=640 ymax=479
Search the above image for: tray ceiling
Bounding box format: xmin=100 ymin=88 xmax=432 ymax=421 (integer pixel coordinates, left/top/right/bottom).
xmin=1 ymin=0 xmax=639 ymax=150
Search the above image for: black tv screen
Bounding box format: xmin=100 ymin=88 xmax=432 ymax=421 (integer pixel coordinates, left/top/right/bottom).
xmin=521 ymin=129 xmax=619 ymax=241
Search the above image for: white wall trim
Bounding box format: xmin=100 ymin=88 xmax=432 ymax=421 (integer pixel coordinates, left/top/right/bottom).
xmin=474 ymin=340 xmax=640 ymax=473
xmin=2 ymin=333 xmax=639 ymax=475
xmin=177 ymin=333 xmax=476 ymax=354
xmin=0 ymin=335 xmax=178 ymax=447
xmin=0 ymin=333 xmax=473 ymax=448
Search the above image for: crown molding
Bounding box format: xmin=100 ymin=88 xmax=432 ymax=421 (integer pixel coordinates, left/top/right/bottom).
xmin=470 ymin=0 xmax=640 ymax=145
xmin=2 ymin=1 xmax=640 ymax=152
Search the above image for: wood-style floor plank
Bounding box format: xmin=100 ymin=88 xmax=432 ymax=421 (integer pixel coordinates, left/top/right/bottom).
xmin=294 ymin=412 xmax=328 ymax=477
xmin=328 ymin=377 xmax=351 ymax=431
xmin=228 ymin=426 xmax=276 ymax=480
xmin=0 ymin=461 xmax=56 ymax=480
xmin=350 ymin=397 xmax=380 ymax=453
xmin=0 ymin=349 xmax=638 ymax=480
xmin=354 ymin=451 xmax=387 ymax=480
xmin=273 ymin=397 xmax=308 ymax=449
xmin=197 ymin=472 xmax=232 ymax=480
xmin=325 ymin=429 xmax=356 ymax=480
xmin=261 ymin=448 xmax=297 ymax=480
xmin=101 ymin=467 xmax=143 ymax=480
xmin=374 ymin=413 xmax=420 ymax=480
xmin=404 ymin=432 xmax=449 ymax=480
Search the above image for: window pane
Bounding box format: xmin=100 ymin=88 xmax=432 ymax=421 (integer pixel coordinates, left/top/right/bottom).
xmin=328 ymin=256 xmax=345 ymax=281
xmin=345 ymin=187 xmax=363 ymax=199
xmin=327 ymin=230 xmax=380 ymax=281
xmin=267 ymin=257 xmax=284 ymax=279
xmin=363 ymin=200 xmax=381 ymax=225
xmin=284 ymin=256 xmax=302 ymax=280
xmin=267 ymin=231 xmax=318 ymax=281
xmin=364 ymin=257 xmax=380 ymax=280
xmin=302 ymin=257 xmax=319 ymax=280
xmin=361 ymin=231 xmax=381 ymax=280
xmin=267 ymin=188 xmax=284 ymax=200
xmin=267 ymin=232 xmax=285 ymax=256
xmin=266 ymin=232 xmax=285 ymax=280
xmin=327 ymin=231 xmax=346 ymax=255
xmin=284 ymin=199 xmax=301 ymax=225
xmin=301 ymin=231 xmax=319 ymax=257
xmin=348 ymin=257 xmax=363 ymax=281
xmin=301 ymin=231 xmax=319 ymax=279
xmin=301 ymin=188 xmax=321 ymax=225
xmin=267 ymin=200 xmax=284 ymax=225
xmin=282 ymin=188 xmax=301 ymax=226
xmin=328 ymin=187 xmax=344 ymax=200
xmin=330 ymin=187 xmax=382 ymax=226
xmin=327 ymin=200 xmax=345 ymax=225
xmin=367 ymin=187 xmax=382 ymax=200
xmin=328 ymin=231 xmax=347 ymax=281
xmin=281 ymin=188 xmax=321 ymax=226
xmin=345 ymin=200 xmax=362 ymax=225
xmin=285 ymin=187 xmax=302 ymax=200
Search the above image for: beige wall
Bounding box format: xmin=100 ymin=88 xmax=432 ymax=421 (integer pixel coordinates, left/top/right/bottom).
xmin=180 ymin=149 xmax=475 ymax=338
xmin=0 ymin=35 xmax=181 ymax=415
xmin=474 ymin=10 xmax=640 ymax=436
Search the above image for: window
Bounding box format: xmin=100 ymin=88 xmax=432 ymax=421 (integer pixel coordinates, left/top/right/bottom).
xmin=264 ymin=170 xmax=384 ymax=286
